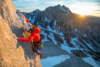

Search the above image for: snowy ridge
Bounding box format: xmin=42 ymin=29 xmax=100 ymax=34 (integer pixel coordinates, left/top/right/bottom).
xmin=26 ymin=15 xmax=100 ymax=67
xmin=39 ymin=24 xmax=100 ymax=67
xmin=83 ymin=57 xmax=100 ymax=67
xmin=53 ymin=20 xmax=56 ymax=28
xmin=41 ymin=55 xmax=70 ymax=67
xmin=59 ymin=6 xmax=66 ymax=12
xmin=24 ymin=5 xmax=100 ymax=66
xmin=61 ymin=36 xmax=80 ymax=53
xmin=31 ymin=16 xmax=35 ymax=23
xmin=45 ymin=17 xmax=51 ymax=23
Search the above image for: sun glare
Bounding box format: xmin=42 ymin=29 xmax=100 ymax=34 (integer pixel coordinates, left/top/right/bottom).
xmin=77 ymin=7 xmax=91 ymax=16
xmin=68 ymin=2 xmax=98 ymax=16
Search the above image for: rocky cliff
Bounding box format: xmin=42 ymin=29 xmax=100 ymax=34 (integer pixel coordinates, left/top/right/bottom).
xmin=0 ymin=0 xmax=41 ymax=67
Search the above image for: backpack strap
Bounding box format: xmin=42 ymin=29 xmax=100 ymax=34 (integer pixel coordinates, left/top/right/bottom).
xmin=34 ymin=38 xmax=43 ymax=43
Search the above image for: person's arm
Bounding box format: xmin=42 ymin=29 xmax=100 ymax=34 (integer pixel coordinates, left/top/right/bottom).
xmin=18 ymin=34 xmax=35 ymax=42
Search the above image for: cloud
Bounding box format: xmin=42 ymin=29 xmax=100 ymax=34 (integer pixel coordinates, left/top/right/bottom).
xmin=95 ymin=2 xmax=100 ymax=8
xmin=67 ymin=2 xmax=99 ymax=10
xmin=18 ymin=0 xmax=39 ymax=2
xmin=44 ymin=1 xmax=65 ymax=5
xmin=73 ymin=0 xmax=100 ymax=2
xmin=90 ymin=13 xmax=100 ymax=17
xmin=12 ymin=0 xmax=100 ymax=17
xmin=65 ymin=2 xmax=100 ymax=16
xmin=95 ymin=9 xmax=100 ymax=12
xmin=13 ymin=0 xmax=39 ymax=8
xmin=16 ymin=6 xmax=27 ymax=8
xmin=93 ymin=9 xmax=100 ymax=16
xmin=12 ymin=0 xmax=39 ymax=2
xmin=12 ymin=0 xmax=18 ymax=1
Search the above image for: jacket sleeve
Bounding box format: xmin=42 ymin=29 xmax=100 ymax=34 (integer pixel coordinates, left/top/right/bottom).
xmin=18 ymin=34 xmax=35 ymax=42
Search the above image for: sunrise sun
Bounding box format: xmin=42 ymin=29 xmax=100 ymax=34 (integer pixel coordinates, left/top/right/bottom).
xmin=76 ymin=6 xmax=92 ymax=16
xmin=69 ymin=2 xmax=97 ymax=16
xmin=77 ymin=8 xmax=91 ymax=16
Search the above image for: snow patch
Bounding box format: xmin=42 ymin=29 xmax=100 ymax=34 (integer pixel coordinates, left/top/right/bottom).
xmin=66 ymin=10 xmax=70 ymax=14
xmin=66 ymin=13 xmax=68 ymax=15
xmin=59 ymin=6 xmax=65 ymax=12
xmin=41 ymin=55 xmax=70 ymax=67
xmin=31 ymin=12 xmax=33 ymax=15
xmin=59 ymin=31 xmax=63 ymax=36
xmin=28 ymin=16 xmax=31 ymax=20
xmin=91 ymin=38 xmax=100 ymax=48
xmin=40 ymin=30 xmax=49 ymax=42
xmin=82 ymin=56 xmax=100 ymax=67
xmin=61 ymin=37 xmax=79 ymax=53
xmin=46 ymin=25 xmax=64 ymax=36
xmin=47 ymin=25 xmax=52 ymax=31
xmin=31 ymin=16 xmax=35 ymax=23
xmin=71 ymin=37 xmax=78 ymax=47
xmin=45 ymin=17 xmax=50 ymax=23
xmin=72 ymin=31 xmax=76 ymax=35
xmin=38 ymin=25 xmax=64 ymax=36
xmin=40 ymin=25 xmax=64 ymax=44
xmin=83 ymin=40 xmax=96 ymax=51
xmin=61 ymin=44 xmax=79 ymax=53
xmin=53 ymin=20 xmax=56 ymax=28
xmin=74 ymin=29 xmax=78 ymax=32
xmin=59 ymin=26 xmax=60 ymax=29
xmin=37 ymin=25 xmax=44 ymax=29
xmin=48 ymin=32 xmax=57 ymax=45
xmin=84 ymin=34 xmax=87 ymax=37
xmin=74 ymin=29 xmax=82 ymax=35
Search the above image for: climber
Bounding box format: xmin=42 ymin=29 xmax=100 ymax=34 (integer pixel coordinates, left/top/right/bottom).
xmin=13 ymin=14 xmax=43 ymax=58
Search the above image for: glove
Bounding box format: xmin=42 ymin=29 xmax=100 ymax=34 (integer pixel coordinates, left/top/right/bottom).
xmin=13 ymin=34 xmax=18 ymax=39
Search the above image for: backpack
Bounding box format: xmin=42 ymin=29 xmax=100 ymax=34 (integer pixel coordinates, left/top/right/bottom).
xmin=32 ymin=38 xmax=43 ymax=50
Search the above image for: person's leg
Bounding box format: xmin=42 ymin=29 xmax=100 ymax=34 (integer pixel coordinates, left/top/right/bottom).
xmin=36 ymin=50 xmax=43 ymax=57
xmin=33 ymin=46 xmax=43 ymax=57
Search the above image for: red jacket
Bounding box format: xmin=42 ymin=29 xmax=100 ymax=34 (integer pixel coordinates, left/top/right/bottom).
xmin=18 ymin=15 xmax=41 ymax=44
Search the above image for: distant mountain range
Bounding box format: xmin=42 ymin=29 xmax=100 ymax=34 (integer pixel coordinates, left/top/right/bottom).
xmin=23 ymin=4 xmax=100 ymax=65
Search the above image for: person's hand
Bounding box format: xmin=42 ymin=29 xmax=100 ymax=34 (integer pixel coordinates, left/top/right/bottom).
xmin=13 ymin=34 xmax=18 ymax=39
xmin=41 ymin=40 xmax=43 ymax=42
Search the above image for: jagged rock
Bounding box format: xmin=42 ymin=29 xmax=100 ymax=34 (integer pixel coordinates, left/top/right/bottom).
xmin=0 ymin=0 xmax=41 ymax=67
xmin=71 ymin=50 xmax=87 ymax=57
xmin=53 ymin=33 xmax=64 ymax=44
xmin=44 ymin=4 xmax=72 ymax=21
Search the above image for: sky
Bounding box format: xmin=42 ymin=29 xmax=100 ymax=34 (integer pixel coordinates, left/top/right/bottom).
xmin=12 ymin=0 xmax=100 ymax=17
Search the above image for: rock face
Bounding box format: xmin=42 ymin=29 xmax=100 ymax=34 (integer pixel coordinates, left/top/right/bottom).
xmin=0 ymin=0 xmax=41 ymax=67
xmin=24 ymin=5 xmax=100 ymax=65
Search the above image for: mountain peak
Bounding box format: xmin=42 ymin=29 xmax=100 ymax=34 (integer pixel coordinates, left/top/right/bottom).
xmin=45 ymin=4 xmax=71 ymax=13
xmin=31 ymin=9 xmax=41 ymax=13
